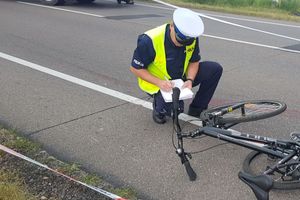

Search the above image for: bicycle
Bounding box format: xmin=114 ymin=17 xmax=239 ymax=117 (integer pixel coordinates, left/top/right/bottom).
xmin=171 ymin=87 xmax=300 ymax=200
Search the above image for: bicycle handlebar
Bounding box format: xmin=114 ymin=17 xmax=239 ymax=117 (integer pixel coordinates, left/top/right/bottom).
xmin=172 ymin=87 xmax=180 ymax=111
xmin=172 ymin=87 xmax=181 ymax=127
xmin=183 ymin=158 xmax=197 ymax=181
xmin=172 ymin=87 xmax=197 ymax=181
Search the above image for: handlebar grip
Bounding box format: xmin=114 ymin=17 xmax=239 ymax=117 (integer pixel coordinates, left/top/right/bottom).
xmin=183 ymin=160 xmax=197 ymax=181
xmin=172 ymin=87 xmax=181 ymax=110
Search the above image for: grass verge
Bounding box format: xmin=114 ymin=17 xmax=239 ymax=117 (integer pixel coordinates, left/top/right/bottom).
xmin=147 ymin=0 xmax=300 ymax=22
xmin=0 ymin=169 xmax=37 ymax=200
xmin=0 ymin=126 xmax=138 ymax=200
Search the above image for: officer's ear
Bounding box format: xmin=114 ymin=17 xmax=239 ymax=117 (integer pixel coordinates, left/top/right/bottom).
xmin=169 ymin=22 xmax=175 ymax=33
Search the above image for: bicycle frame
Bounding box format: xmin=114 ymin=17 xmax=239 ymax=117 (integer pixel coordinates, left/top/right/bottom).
xmin=171 ymin=88 xmax=300 ymax=200
xmin=185 ymin=126 xmax=298 ymax=160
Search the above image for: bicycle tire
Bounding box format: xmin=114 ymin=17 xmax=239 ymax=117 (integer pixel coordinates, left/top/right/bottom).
xmin=243 ymin=151 xmax=300 ymax=190
xmin=201 ymin=100 xmax=286 ymax=125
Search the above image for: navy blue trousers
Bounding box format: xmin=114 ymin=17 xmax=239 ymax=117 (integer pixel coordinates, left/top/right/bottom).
xmin=153 ymin=61 xmax=223 ymax=115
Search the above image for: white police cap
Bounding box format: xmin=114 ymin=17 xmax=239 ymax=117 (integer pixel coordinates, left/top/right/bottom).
xmin=173 ymin=8 xmax=204 ymax=38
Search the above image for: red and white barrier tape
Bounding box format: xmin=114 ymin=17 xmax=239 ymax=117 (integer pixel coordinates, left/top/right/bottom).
xmin=0 ymin=144 xmax=127 ymax=200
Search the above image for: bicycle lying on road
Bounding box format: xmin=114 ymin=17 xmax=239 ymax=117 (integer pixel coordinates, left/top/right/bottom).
xmin=171 ymin=87 xmax=300 ymax=200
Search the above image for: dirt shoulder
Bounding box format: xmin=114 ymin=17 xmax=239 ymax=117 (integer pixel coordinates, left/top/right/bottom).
xmin=0 ymin=127 xmax=137 ymax=200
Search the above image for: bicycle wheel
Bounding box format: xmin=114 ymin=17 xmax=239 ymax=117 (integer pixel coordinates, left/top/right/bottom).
xmin=201 ymin=100 xmax=286 ymax=125
xmin=243 ymin=151 xmax=300 ymax=189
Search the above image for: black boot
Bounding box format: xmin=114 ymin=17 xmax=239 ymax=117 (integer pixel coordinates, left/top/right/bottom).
xmin=152 ymin=98 xmax=166 ymax=124
xmin=188 ymin=105 xmax=204 ymax=118
xmin=152 ymin=110 xmax=166 ymax=124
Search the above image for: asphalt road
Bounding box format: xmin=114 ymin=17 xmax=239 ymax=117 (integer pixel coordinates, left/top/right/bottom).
xmin=1 ymin=0 xmax=300 ymax=199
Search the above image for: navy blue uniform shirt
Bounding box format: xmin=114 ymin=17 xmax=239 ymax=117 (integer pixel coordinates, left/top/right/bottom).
xmin=131 ymin=24 xmax=201 ymax=79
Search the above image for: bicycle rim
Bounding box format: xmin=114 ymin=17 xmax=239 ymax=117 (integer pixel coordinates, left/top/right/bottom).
xmin=243 ymin=151 xmax=300 ymax=190
xmin=202 ymin=100 xmax=286 ymax=125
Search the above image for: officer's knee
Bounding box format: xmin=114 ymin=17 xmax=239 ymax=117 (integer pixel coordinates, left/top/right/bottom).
xmin=212 ymin=62 xmax=223 ymax=76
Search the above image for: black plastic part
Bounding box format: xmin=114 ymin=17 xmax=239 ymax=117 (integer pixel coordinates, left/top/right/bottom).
xmin=238 ymin=171 xmax=273 ymax=200
xmin=184 ymin=161 xmax=197 ymax=181
xmin=172 ymin=87 xmax=180 ymax=110
xmin=172 ymin=87 xmax=181 ymax=125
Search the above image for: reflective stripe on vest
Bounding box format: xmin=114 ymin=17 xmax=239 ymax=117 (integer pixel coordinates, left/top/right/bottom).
xmin=138 ymin=24 xmax=196 ymax=94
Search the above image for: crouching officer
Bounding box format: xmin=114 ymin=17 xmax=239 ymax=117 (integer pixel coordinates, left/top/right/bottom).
xmin=130 ymin=8 xmax=223 ymax=124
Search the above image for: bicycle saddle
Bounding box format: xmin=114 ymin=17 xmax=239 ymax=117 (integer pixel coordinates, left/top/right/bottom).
xmin=238 ymin=171 xmax=273 ymax=200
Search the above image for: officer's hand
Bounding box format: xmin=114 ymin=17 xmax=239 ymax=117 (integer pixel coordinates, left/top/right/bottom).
xmin=159 ymin=80 xmax=173 ymax=92
xmin=182 ymin=80 xmax=192 ymax=89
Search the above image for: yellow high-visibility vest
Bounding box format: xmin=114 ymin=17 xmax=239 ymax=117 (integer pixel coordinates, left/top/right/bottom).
xmin=138 ymin=24 xmax=196 ymax=94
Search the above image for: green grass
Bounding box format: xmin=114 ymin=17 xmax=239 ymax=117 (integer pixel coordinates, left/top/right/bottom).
xmin=1 ymin=128 xmax=40 ymax=154
xmin=0 ymin=128 xmax=38 ymax=200
xmin=0 ymin=169 xmax=37 ymax=200
xmin=161 ymin=0 xmax=300 ymax=22
xmin=111 ymin=188 xmax=138 ymax=200
xmin=5 ymin=136 xmax=40 ymax=153
xmin=183 ymin=0 xmax=300 ymax=13
xmin=58 ymin=163 xmax=81 ymax=174
xmin=81 ymin=174 xmax=102 ymax=185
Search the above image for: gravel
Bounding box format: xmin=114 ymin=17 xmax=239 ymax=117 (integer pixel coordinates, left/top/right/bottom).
xmin=0 ymin=128 xmax=135 ymax=200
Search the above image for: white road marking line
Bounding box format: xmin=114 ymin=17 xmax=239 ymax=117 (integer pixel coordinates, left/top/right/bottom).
xmin=0 ymin=51 xmax=202 ymax=126
xmin=17 ymin=1 xmax=300 ymax=54
xmin=17 ymin=1 xmax=105 ymax=18
xmin=203 ymin=34 xmax=300 ymax=54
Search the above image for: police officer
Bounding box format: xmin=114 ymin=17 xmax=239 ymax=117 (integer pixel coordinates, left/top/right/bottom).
xmin=130 ymin=8 xmax=223 ymax=124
